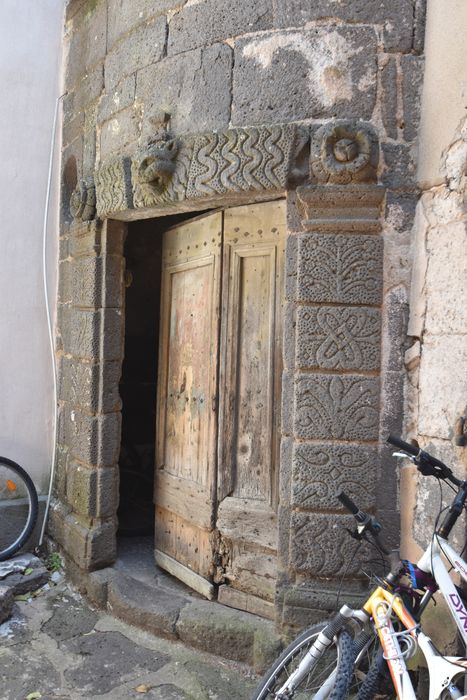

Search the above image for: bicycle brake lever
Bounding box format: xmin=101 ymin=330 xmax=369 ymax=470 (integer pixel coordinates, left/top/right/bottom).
xmin=392 ymin=451 xmax=416 ymax=461
xmin=345 ymin=527 xmax=364 ymax=542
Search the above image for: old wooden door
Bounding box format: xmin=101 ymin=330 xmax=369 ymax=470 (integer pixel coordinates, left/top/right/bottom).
xmin=155 ymin=202 xmax=285 ymax=613
xmin=155 ymin=212 xmax=222 ymax=599
xmin=216 ymin=201 xmax=285 ymax=618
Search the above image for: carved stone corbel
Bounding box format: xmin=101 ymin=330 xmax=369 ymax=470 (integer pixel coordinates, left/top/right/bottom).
xmin=131 ymin=133 xmax=191 ymax=208
xmin=70 ymin=177 xmax=96 ymax=222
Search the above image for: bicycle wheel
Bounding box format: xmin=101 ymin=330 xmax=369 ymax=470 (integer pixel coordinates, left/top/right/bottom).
xmin=0 ymin=457 xmax=38 ymax=561
xmin=252 ymin=622 xmax=355 ymax=700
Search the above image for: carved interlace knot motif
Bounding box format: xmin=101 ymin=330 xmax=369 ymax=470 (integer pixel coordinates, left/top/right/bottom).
xmin=310 ymin=121 xmax=378 ymax=183
xmin=296 ymin=306 xmax=381 ymax=371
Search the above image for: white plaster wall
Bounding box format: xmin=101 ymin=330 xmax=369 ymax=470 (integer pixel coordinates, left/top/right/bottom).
xmin=0 ymin=1 xmax=64 ymax=491
xmin=401 ymin=0 xmax=467 ymax=562
xmin=417 ymin=0 xmax=467 ymax=187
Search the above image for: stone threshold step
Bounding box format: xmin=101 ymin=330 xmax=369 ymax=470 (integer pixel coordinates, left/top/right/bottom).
xmin=82 ymin=567 xmax=282 ymax=673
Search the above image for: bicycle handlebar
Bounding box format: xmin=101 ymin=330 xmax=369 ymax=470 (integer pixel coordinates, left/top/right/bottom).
xmin=387 ymin=434 xmax=419 ymax=457
xmin=387 ymin=434 xmax=461 ymax=485
xmin=336 ymin=490 xmax=360 ymax=517
xmin=336 ymin=489 xmax=390 ymax=555
xmin=337 ymin=437 xmax=467 ymax=553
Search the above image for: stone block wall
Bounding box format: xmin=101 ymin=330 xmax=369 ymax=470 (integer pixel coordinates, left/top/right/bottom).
xmin=62 ymin=0 xmax=425 ymax=182
xmin=402 ymin=119 xmax=467 ymax=559
xmin=51 ymin=219 xmax=126 ymax=570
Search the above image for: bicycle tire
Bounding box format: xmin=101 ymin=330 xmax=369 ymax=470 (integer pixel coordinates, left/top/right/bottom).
xmin=0 ymin=457 xmax=39 ymax=561
xmin=356 ymin=647 xmax=390 ymax=700
xmin=251 ymin=621 xmax=355 ymax=700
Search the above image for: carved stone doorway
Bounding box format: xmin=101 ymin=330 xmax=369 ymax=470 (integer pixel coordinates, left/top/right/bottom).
xmin=54 ymin=119 xmax=393 ymax=629
xmin=118 ymin=201 xmax=285 ymax=619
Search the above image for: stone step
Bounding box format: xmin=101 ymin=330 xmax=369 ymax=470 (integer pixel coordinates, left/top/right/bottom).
xmin=107 ymin=571 xmax=188 ymax=641
xmin=91 ymin=568 xmax=282 ymax=672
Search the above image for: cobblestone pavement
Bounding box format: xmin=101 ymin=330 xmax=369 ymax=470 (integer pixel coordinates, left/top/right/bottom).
xmin=0 ymin=580 xmax=260 ymax=700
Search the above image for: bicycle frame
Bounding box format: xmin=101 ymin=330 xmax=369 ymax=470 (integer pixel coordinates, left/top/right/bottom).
xmin=418 ymin=536 xmax=467 ymax=644
xmin=363 ymin=535 xmax=467 ymax=700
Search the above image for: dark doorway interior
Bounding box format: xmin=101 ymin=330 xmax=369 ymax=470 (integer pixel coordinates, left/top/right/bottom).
xmin=118 ymin=220 xmax=162 ymax=536
xmin=118 ymin=212 xmax=207 ymax=537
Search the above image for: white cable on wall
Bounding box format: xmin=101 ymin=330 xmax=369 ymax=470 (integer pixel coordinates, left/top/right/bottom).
xmin=39 ymin=92 xmax=66 ymax=547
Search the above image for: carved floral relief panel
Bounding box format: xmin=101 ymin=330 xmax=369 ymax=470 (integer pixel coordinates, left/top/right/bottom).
xmin=295 ymin=233 xmax=383 ymax=305
xmin=289 ymin=512 xmax=371 ymax=577
xmin=294 ymin=374 xmax=380 ymax=441
xmin=291 ymin=443 xmax=377 ymax=510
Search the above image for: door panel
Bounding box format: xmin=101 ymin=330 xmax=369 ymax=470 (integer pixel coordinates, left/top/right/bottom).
xmin=217 ymin=201 xmax=285 ymax=611
xmin=155 ymin=212 xmax=222 ymax=593
xmin=219 ymin=243 xmax=277 ymax=501
xmin=163 ymin=260 xmax=215 ymax=485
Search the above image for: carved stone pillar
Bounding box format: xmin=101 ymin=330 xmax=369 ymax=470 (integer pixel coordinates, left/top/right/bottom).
xmin=278 ymin=122 xmax=386 ymax=628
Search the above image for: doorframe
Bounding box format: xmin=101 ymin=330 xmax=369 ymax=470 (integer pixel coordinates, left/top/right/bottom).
xmin=54 ymin=118 xmax=395 ymax=626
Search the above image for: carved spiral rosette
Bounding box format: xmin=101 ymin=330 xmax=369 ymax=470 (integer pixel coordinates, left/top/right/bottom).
xmin=70 ymin=177 xmax=97 ymax=221
xmin=310 ymin=121 xmax=378 ymax=184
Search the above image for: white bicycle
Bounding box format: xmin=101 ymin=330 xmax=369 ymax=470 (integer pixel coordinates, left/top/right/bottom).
xmin=252 ymin=435 xmax=467 ymax=699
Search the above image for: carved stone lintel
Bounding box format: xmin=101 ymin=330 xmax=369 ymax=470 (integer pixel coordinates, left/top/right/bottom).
xmin=95 ymin=122 xmax=310 ymax=217
xmin=93 ymin=121 xmax=381 ymax=222
xmin=186 ymin=123 xmax=308 ymax=199
xmin=70 ymin=177 xmax=96 ymax=222
xmin=310 ymin=121 xmax=378 ymax=184
xmin=95 ymin=157 xmax=133 ymax=219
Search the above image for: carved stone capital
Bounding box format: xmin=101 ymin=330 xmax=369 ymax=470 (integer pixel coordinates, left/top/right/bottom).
xmin=310 ymin=121 xmax=378 ymax=184
xmin=70 ymin=177 xmax=96 ymax=222
xmin=297 ymin=184 xmax=385 ymax=233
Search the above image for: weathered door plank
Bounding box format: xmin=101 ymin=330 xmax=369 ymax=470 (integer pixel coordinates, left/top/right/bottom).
xmin=217 ymin=200 xmax=285 ymax=608
xmin=155 ymin=212 xmax=222 ymax=585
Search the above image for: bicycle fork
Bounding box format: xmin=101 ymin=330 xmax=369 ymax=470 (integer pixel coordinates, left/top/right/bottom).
xmin=274 ymin=606 xmax=358 ymax=699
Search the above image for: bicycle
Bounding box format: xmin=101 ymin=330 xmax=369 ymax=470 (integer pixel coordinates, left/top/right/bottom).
xmin=0 ymin=456 xmax=39 ymax=561
xmin=252 ymin=435 xmax=467 ymax=699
